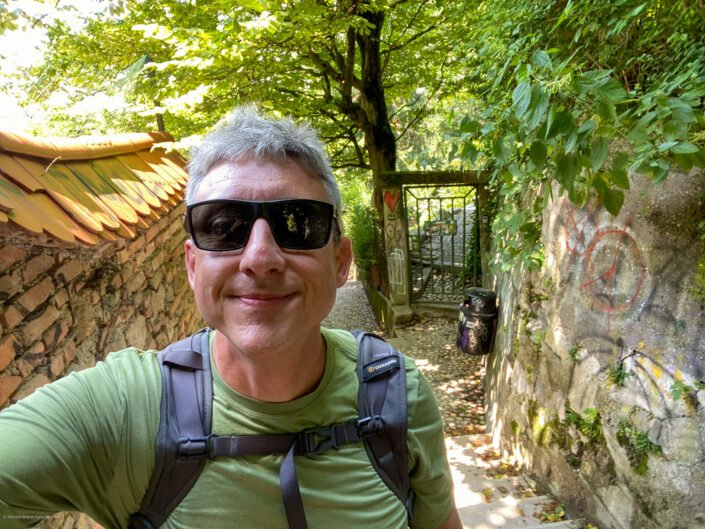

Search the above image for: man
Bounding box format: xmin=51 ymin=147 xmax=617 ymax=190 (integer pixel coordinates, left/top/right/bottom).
xmin=0 ymin=107 xmax=462 ymax=529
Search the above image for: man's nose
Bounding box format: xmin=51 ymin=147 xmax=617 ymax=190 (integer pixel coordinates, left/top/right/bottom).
xmin=238 ymin=218 xmax=286 ymax=274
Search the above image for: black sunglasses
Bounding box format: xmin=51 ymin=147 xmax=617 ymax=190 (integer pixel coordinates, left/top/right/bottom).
xmin=185 ymin=199 xmax=338 ymax=251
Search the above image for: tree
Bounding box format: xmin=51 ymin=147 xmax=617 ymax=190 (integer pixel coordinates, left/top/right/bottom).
xmin=24 ymin=0 xmax=467 ymax=186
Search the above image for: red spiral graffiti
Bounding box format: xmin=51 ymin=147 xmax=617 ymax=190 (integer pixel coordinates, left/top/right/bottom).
xmin=580 ymin=228 xmax=645 ymax=313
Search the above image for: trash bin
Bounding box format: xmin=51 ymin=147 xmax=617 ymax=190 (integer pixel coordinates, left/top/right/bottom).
xmin=456 ymin=288 xmax=498 ymax=355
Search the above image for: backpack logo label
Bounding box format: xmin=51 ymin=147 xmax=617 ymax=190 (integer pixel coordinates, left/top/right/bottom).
xmin=363 ymin=356 xmax=400 ymax=381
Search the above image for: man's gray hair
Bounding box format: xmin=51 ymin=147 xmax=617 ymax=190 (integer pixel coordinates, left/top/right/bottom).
xmin=186 ymin=105 xmax=341 ymax=213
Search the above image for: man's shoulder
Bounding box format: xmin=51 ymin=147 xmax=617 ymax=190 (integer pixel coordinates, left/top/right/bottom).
xmin=320 ymin=327 xmax=423 ymax=384
xmin=104 ymin=346 xmax=159 ymax=362
xmin=321 ymin=327 xmax=357 ymax=361
xmin=101 ymin=346 xmax=161 ymax=375
xmin=322 ymin=325 xmax=418 ymax=354
xmin=65 ymin=345 xmax=163 ymax=404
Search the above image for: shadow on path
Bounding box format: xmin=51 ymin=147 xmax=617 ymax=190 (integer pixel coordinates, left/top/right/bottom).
xmin=326 ymin=280 xmax=486 ymax=436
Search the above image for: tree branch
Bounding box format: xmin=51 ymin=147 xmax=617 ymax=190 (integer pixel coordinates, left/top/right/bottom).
xmin=307 ymin=49 xmax=342 ymax=81
xmin=343 ymin=26 xmax=356 ymax=98
xmin=321 ymin=110 xmax=369 ymax=167
xmin=393 ymin=53 xmax=450 ymax=143
xmin=387 ymin=16 xmax=446 ymax=53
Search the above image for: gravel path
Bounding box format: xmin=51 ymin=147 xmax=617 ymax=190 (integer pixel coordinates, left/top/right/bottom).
xmin=322 ymin=281 xmax=381 ymax=331
xmin=324 ymin=281 xmax=486 ymax=437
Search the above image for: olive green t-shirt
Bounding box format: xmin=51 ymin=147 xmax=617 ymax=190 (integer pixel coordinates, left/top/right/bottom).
xmin=0 ymin=329 xmax=453 ymax=528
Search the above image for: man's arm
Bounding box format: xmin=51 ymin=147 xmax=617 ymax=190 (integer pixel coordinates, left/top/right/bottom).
xmin=435 ymin=506 xmax=463 ymax=529
xmin=0 ymin=372 xmax=107 ymax=528
xmin=405 ymin=365 xmax=462 ymax=529
xmin=0 ymin=349 xmax=160 ymax=529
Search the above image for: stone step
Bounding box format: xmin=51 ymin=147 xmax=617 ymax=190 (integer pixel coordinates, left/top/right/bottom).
xmin=456 ymin=494 xmax=582 ymax=528
xmin=520 ymin=522 xmax=584 ymax=529
xmin=446 ymin=434 xmax=585 ymax=529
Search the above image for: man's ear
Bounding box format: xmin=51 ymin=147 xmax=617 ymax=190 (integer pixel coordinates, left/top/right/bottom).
xmin=335 ymin=236 xmax=353 ymax=287
xmin=184 ymin=239 xmax=198 ymax=290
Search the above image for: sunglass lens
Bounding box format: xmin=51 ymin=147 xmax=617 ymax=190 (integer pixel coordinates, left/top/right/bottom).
xmin=269 ymin=200 xmax=333 ymax=249
xmin=190 ymin=202 xmax=253 ymax=250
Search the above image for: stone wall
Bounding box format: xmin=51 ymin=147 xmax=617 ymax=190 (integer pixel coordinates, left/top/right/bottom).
xmin=0 ymin=202 xmax=203 ymax=528
xmin=485 ymin=170 xmax=705 ymax=529
xmin=1 ymin=202 xmax=202 ymax=408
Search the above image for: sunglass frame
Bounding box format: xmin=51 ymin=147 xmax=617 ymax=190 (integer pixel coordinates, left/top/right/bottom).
xmin=184 ymin=198 xmax=338 ymax=251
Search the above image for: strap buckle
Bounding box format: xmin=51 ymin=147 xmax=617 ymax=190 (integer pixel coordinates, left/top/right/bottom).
xmin=178 ymin=435 xmax=213 ymax=458
xmin=298 ymin=425 xmax=339 ymax=456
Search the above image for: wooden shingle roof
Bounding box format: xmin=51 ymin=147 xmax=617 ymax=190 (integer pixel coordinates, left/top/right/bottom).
xmin=0 ymin=130 xmax=188 ymax=245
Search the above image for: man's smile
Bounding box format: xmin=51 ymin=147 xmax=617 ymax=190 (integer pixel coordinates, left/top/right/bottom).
xmin=232 ymin=291 xmax=297 ymax=306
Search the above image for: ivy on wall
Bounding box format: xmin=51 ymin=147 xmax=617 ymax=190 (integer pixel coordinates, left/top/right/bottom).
xmin=616 ymin=421 xmax=663 ymax=476
xmin=448 ymin=0 xmax=705 ymax=273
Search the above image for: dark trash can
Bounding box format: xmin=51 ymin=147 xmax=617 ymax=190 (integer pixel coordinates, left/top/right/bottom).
xmin=456 ymin=288 xmax=498 ymax=355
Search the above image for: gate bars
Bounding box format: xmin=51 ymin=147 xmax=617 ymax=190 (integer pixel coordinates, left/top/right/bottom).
xmin=404 ymin=184 xmax=482 ymax=303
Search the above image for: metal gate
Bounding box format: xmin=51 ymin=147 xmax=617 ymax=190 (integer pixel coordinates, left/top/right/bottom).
xmin=404 ymin=184 xmax=481 ymax=303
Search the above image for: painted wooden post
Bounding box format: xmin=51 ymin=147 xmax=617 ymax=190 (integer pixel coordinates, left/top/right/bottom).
xmin=381 ymin=186 xmax=410 ymax=305
xmin=476 ymin=184 xmax=492 ymax=286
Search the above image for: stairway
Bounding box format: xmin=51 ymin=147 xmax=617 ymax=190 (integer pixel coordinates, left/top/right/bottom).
xmin=447 ymin=435 xmax=585 ymax=529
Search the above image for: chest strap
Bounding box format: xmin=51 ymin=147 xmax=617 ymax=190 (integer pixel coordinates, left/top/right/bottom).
xmin=177 ymin=417 xmax=384 ymax=529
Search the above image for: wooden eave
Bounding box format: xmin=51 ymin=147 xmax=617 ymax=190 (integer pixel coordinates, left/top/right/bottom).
xmin=0 ymin=130 xmax=188 ymax=246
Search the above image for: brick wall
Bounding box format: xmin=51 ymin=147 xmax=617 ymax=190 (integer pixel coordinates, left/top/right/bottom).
xmin=1 ymin=202 xmax=203 ymax=529
xmin=0 ymin=202 xmax=203 ymax=408
xmin=0 ymin=202 xmax=201 ymax=408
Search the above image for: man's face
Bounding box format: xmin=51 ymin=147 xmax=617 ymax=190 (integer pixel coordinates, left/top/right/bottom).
xmin=184 ymin=156 xmax=352 ymax=358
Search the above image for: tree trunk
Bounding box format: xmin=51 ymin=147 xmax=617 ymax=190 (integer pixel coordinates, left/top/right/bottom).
xmin=334 ymin=5 xmax=397 ymax=297
xmin=356 ymin=8 xmax=397 ymax=188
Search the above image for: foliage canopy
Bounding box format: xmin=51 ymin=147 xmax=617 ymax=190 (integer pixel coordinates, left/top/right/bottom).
xmin=17 ymin=0 xmax=468 ymax=180
xmin=3 ymin=0 xmax=704 ymax=273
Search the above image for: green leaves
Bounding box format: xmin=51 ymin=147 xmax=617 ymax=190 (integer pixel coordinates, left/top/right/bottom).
xmin=462 ymin=142 xmax=478 ymax=164
xmin=488 ymin=48 xmax=701 ymax=239
xmin=668 ymin=97 xmax=697 ymax=124
xmin=532 ymin=50 xmax=552 ymax=69
xmin=590 ymin=136 xmax=609 ymax=171
xmin=448 ymin=0 xmax=705 ymax=276
xmin=513 ymin=82 xmax=550 ymax=130
xmin=671 ymin=142 xmax=699 ymax=154
xmin=669 ymin=380 xmax=705 ymax=401
xmin=527 ymin=85 xmax=550 ymax=130
xmin=459 ymin=117 xmax=482 ymax=134
xmin=546 ymin=110 xmax=576 ymax=140
xmin=235 ymin=0 xmax=269 ymax=12
xmin=593 ymin=175 xmax=624 ymax=215
xmin=617 ymin=421 xmax=663 ymax=476
xmin=610 ymin=153 xmax=631 ymax=189
xmin=555 ymin=152 xmax=578 ymax=190
xmin=512 ymin=82 xmax=532 ymax=118
xmin=529 ymin=141 xmax=547 ymax=170
xmin=15 ymin=0 xmax=467 ymax=178
xmin=574 ymin=70 xmax=627 ymax=124
xmin=0 ymin=3 xmax=19 ymax=32
xmin=574 ymin=70 xmax=612 ymax=94
xmin=597 ymin=96 xmax=618 ymax=123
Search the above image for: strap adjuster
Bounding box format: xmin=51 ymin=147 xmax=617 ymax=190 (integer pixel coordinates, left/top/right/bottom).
xmin=356 ymin=415 xmax=385 ymax=436
xmin=178 ymin=435 xmax=213 ymax=458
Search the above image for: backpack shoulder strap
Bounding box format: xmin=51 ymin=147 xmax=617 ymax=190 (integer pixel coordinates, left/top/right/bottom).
xmin=129 ymin=328 xmax=212 ymax=529
xmin=130 ymin=329 xmax=412 ymax=528
xmin=352 ymin=331 xmax=414 ymax=518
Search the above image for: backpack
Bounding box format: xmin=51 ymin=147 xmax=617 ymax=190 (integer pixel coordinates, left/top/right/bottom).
xmin=128 ymin=328 xmax=414 ymax=529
